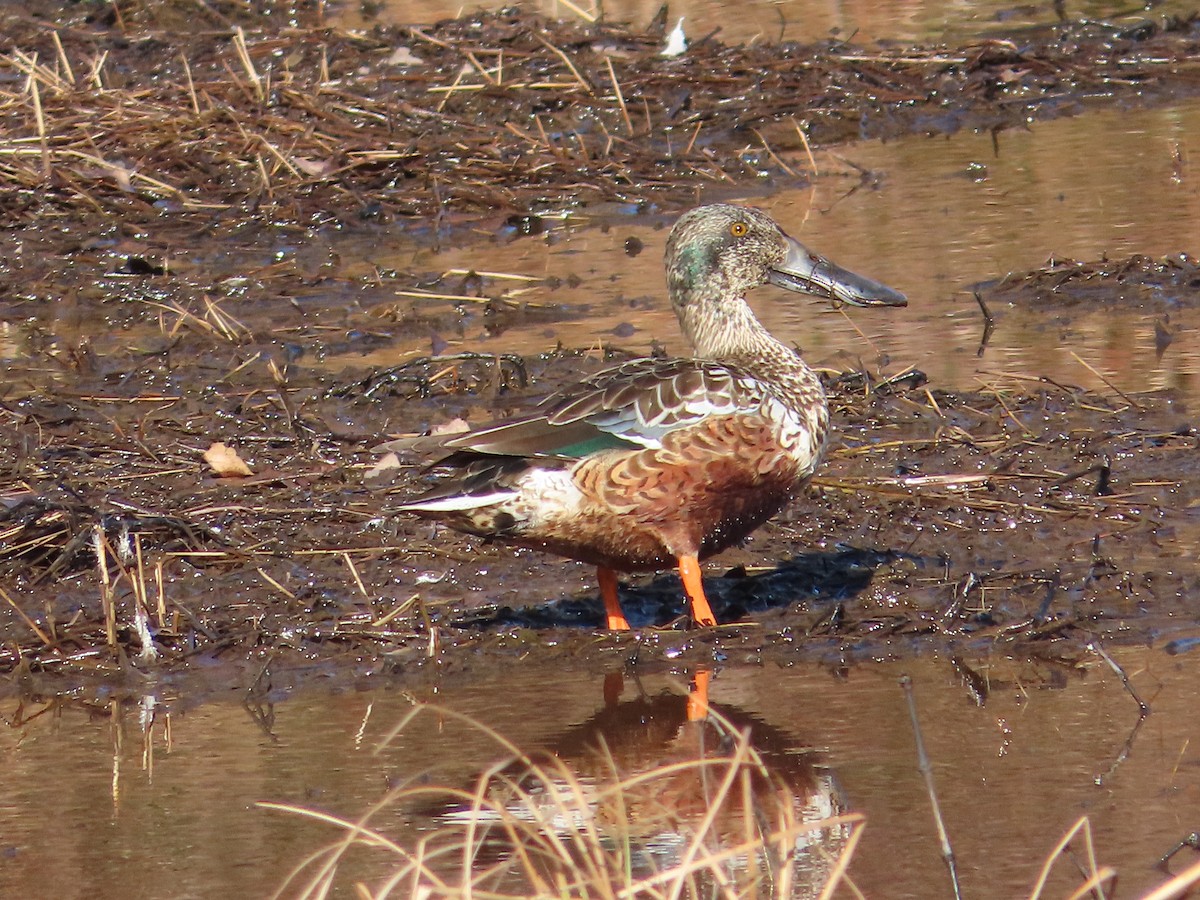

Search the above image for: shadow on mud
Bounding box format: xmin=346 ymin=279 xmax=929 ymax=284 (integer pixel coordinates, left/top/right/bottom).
xmin=459 ymin=547 xmax=911 ymax=631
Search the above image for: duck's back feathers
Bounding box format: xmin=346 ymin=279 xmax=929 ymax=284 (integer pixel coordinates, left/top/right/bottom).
xmin=439 ymin=357 xmax=778 ymax=461
xmin=397 ymin=355 xmax=826 ymax=569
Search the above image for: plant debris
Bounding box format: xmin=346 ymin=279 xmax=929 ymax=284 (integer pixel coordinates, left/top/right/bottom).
xmin=0 ymin=338 xmax=1193 ymax=693
xmin=2 ymin=4 xmax=1200 ymax=228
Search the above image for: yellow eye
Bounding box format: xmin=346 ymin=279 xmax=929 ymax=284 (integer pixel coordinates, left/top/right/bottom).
xmin=729 ymin=221 xmax=748 ymax=237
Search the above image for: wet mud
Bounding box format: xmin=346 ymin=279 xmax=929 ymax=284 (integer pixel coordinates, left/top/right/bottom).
xmin=1 ymin=2 xmax=1199 ymax=701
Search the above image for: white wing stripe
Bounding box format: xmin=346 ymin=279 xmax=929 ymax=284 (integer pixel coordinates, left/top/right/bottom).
xmin=399 ymin=492 xmax=514 ymax=512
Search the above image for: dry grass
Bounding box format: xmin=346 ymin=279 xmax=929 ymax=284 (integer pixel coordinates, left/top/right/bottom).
xmin=262 ymin=703 xmax=864 ymax=899
xmin=259 ymin=703 xmax=1200 ymax=900
xmin=2 ymin=5 xmax=1200 ymax=227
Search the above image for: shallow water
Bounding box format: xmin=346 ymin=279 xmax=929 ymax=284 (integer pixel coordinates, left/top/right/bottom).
xmin=5 ymin=94 xmax=1195 ymax=403
xmin=340 ymin=0 xmax=1200 ymax=46
xmin=3 ymin=649 xmax=1197 ymax=898
xmin=321 ymin=99 xmax=1200 ymax=401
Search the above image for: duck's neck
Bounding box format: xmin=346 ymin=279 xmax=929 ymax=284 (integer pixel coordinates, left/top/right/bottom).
xmin=674 ymin=292 xmax=825 ymax=405
xmin=675 ymin=292 xmax=790 ymax=360
xmin=676 ymin=294 xmax=768 ymax=355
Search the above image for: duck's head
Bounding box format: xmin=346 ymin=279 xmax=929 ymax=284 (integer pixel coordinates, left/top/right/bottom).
xmin=665 ymin=204 xmax=907 ymax=311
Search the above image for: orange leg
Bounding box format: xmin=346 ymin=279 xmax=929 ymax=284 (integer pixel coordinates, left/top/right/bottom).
xmin=686 ymin=669 xmax=711 ymax=721
xmin=678 ymin=555 xmax=717 ymax=626
xmin=598 ymin=566 xmax=631 ymax=631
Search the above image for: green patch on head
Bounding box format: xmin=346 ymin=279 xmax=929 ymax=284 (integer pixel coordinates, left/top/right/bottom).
xmin=673 ymin=241 xmax=719 ymax=290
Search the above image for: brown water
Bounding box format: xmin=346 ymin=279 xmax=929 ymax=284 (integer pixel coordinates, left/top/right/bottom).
xmin=339 ymin=0 xmax=1200 ymax=46
xmin=3 ymin=649 xmax=1197 ymax=898
xmin=326 ymin=101 xmax=1200 ymax=400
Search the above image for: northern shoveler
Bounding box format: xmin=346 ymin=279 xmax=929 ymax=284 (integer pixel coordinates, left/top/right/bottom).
xmin=393 ymin=204 xmax=906 ymax=630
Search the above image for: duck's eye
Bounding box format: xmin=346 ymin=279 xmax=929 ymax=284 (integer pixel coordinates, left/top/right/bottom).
xmin=729 ymin=221 xmax=748 ymax=237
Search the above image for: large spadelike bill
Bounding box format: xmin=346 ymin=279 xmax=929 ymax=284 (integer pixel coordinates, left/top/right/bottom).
xmin=768 ymin=233 xmax=907 ymax=308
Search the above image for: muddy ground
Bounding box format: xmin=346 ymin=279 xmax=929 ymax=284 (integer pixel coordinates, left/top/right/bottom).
xmin=1 ymin=1 xmax=1198 ymax=701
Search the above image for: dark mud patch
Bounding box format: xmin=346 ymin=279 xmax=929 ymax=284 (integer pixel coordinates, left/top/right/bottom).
xmin=1 ymin=292 xmax=1196 ymax=703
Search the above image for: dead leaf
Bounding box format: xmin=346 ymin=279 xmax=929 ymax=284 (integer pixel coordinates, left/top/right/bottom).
xmin=204 ymin=442 xmax=253 ymax=477
xmin=366 ymin=451 xmax=402 ymax=480
xmin=386 ymin=46 xmax=425 ymax=67
xmin=293 ymin=156 xmax=335 ymax=178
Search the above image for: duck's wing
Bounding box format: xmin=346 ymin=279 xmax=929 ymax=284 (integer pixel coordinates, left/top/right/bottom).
xmin=440 ymin=357 xmax=768 ymax=460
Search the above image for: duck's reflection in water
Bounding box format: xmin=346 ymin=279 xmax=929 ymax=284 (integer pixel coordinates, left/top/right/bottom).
xmin=433 ymin=670 xmax=854 ymax=898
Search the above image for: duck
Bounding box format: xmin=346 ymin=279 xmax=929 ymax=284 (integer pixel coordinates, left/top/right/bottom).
xmin=391 ymin=204 xmax=906 ymax=630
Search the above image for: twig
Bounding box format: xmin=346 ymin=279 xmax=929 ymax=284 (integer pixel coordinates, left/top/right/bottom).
xmin=973 ymin=291 xmax=995 ymax=356
xmin=1158 ymin=832 xmax=1200 ymax=870
xmin=835 ymin=305 xmax=880 ymax=355
xmin=231 ymin=26 xmax=265 ymax=103
xmin=1029 ymin=817 xmax=1114 ymax=900
xmin=750 ymin=127 xmax=798 ymax=177
xmin=604 ymin=56 xmax=633 ymax=136
xmin=463 ymin=50 xmax=497 ymax=86
xmin=87 ymin=50 xmax=107 ymax=89
xmin=551 ymin=0 xmax=598 ymax=21
xmin=535 ymin=34 xmax=593 ymax=94
xmin=434 ymin=63 xmax=467 ymax=112
xmin=25 ymin=56 xmax=51 ymax=178
xmin=181 ymin=52 xmax=200 ymax=115
xmin=257 ymin=567 xmax=297 ymax=599
xmin=901 ymin=675 xmax=962 ymax=900
xmin=791 ymin=117 xmax=820 ymax=175
xmin=51 ymin=31 xmax=75 ymax=85
xmin=1088 ymin=639 xmax=1149 ymax=714
xmin=1140 ymin=859 xmax=1200 ymax=900
xmin=1088 ymin=638 xmax=1150 ymax=787
xmin=0 ymin=585 xmax=54 ymax=647
xmin=92 ymin=525 xmax=117 ymax=649
xmin=1069 ymin=350 xmax=1141 ymax=410
xmin=342 ymin=552 xmax=370 ymax=599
